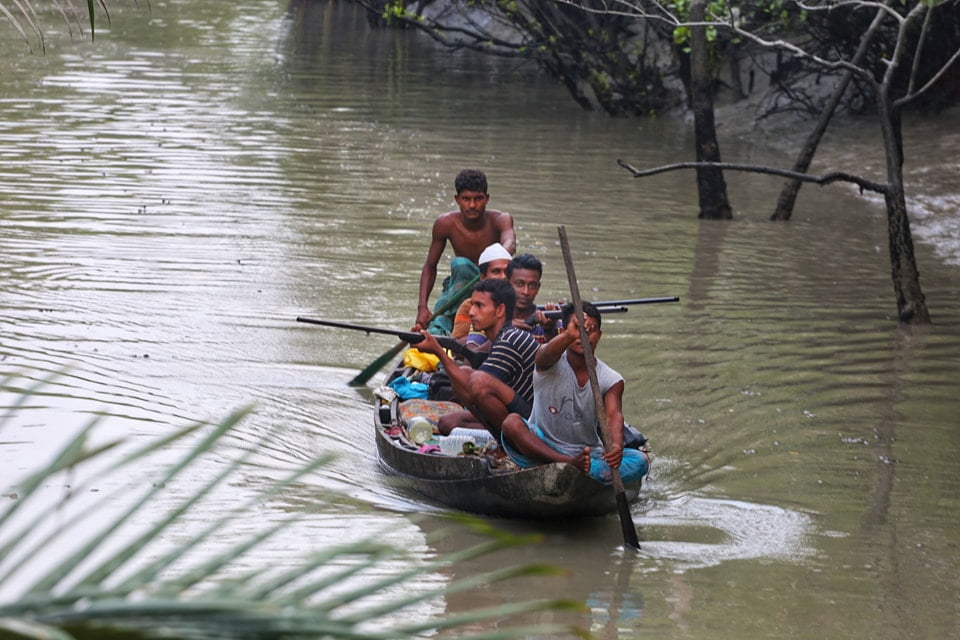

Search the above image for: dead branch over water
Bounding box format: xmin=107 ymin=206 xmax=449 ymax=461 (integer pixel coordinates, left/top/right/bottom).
xmin=617 ymin=158 xmax=889 ymax=195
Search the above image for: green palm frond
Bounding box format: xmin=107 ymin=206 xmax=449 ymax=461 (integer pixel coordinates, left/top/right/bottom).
xmin=0 ymin=374 xmax=586 ymax=639
xmin=1 ymin=0 xmax=122 ymax=51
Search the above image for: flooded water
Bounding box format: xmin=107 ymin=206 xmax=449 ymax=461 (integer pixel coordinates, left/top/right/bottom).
xmin=2 ymin=0 xmax=959 ymax=637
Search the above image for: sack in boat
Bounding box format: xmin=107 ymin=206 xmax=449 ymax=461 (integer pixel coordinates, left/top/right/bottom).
xmin=596 ymin=422 xmax=647 ymax=449
xmin=398 ymin=398 xmax=464 ymax=428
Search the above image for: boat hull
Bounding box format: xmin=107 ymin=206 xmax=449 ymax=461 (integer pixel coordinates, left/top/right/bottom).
xmin=374 ymin=412 xmax=641 ymax=519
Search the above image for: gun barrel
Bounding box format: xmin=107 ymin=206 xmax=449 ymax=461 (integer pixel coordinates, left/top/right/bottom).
xmin=296 ymin=316 xmax=486 ymax=367
xmin=593 ymin=296 xmax=680 ymax=306
xmin=296 ymin=317 xmax=424 ymax=344
xmin=535 ymin=305 xmax=629 ymax=321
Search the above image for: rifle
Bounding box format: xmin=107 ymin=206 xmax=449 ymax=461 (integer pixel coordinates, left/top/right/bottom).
xmin=529 ymin=305 xmax=628 ymax=323
xmin=296 ymin=317 xmax=487 ymax=368
xmin=534 ymin=296 xmax=679 ymax=312
xmin=588 ymin=295 xmax=679 ymax=306
xmin=525 ymin=295 xmax=679 ymax=325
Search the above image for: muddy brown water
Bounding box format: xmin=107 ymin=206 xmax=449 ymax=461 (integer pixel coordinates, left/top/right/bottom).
xmin=2 ymin=1 xmax=958 ymax=637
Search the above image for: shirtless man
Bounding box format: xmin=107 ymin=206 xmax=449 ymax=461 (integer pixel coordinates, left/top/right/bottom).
xmin=415 ymin=170 xmax=516 ymax=331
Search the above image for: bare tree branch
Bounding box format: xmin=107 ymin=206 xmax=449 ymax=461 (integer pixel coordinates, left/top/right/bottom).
xmin=897 ymin=46 xmax=960 ymax=107
xmin=616 ymin=158 xmax=889 ymax=194
xmin=907 ymin=3 xmax=934 ymax=96
xmin=880 ymin=0 xmax=928 ymax=88
xmin=796 ymin=0 xmax=906 ymax=25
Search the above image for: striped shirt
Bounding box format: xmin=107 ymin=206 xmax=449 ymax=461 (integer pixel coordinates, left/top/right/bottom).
xmin=479 ymin=325 xmax=539 ymax=406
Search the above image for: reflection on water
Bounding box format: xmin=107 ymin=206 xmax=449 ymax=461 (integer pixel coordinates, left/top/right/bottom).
xmin=2 ymin=0 xmax=960 ymax=637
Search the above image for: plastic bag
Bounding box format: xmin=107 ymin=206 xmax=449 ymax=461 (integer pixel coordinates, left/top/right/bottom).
xmin=403 ymin=348 xmax=440 ymax=372
xmin=388 ymin=376 xmax=429 ymax=400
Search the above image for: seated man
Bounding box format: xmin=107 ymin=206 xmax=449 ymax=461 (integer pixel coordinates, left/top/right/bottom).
xmin=506 ymin=253 xmax=559 ymax=343
xmin=451 ymin=242 xmax=511 ymax=340
xmin=416 ymin=278 xmax=539 ymax=440
xmin=456 ymin=252 xmax=559 ymax=349
xmin=500 ymin=302 xmax=649 ymax=485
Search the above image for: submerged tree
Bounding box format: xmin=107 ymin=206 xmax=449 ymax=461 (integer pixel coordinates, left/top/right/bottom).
xmin=683 ymin=0 xmax=732 ymax=219
xmin=591 ymin=0 xmax=958 ymax=324
xmin=367 ymin=1 xmax=952 ymax=322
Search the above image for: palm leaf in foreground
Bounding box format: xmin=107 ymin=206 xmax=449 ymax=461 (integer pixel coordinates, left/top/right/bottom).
xmin=0 ymin=375 xmax=586 ymax=639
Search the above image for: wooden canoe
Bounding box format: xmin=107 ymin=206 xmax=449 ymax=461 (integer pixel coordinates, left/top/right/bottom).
xmin=372 ymin=394 xmax=642 ymax=519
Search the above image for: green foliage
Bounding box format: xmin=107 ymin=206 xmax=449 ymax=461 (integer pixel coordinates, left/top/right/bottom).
xmin=668 ymin=0 xmax=722 ymax=50
xmin=0 ymin=374 xmax=585 ymax=640
xmin=668 ymin=0 xmax=806 ymax=49
xmin=382 ymin=0 xmax=410 ymax=24
xmin=0 ymin=0 xmax=116 ymax=51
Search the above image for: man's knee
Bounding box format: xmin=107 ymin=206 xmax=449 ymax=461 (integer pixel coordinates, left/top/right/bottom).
xmin=437 ymin=412 xmax=464 ymax=435
xmin=501 ymin=413 xmax=524 ymax=439
xmin=468 ymin=369 xmax=493 ymax=392
xmin=469 ymin=370 xmax=510 ymax=403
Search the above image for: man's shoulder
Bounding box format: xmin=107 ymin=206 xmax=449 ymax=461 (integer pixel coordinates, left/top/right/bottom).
xmin=595 ymin=358 xmax=623 ymax=382
xmin=486 ymin=209 xmax=513 ymax=223
xmin=433 ymin=210 xmax=462 ymax=227
xmin=494 ymin=326 xmax=540 ymax=351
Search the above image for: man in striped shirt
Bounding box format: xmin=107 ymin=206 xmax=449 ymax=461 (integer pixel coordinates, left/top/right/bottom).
xmin=417 ymin=278 xmax=539 ymax=440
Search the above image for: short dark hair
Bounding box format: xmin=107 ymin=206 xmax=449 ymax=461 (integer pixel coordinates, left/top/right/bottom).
xmin=474 ymin=278 xmax=516 ymax=320
xmin=562 ymin=301 xmax=601 ymax=330
xmin=506 ymin=253 xmax=543 ymax=279
xmin=455 ymin=169 xmax=488 ymax=194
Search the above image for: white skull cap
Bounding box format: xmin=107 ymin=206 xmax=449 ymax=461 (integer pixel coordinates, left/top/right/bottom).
xmin=478 ymin=242 xmax=511 ymax=265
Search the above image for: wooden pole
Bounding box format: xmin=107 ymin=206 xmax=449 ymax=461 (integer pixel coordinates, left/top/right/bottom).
xmin=558 ymin=226 xmax=640 ymax=550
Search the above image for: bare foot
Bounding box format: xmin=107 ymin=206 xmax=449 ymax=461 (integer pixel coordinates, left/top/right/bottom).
xmin=568 ymin=447 xmax=591 ymax=474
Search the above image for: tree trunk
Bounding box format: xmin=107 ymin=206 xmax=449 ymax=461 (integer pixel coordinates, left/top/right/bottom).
xmin=690 ymin=0 xmax=732 ymax=219
xmin=771 ymin=2 xmax=890 ymax=221
xmin=726 ymin=46 xmax=745 ymax=100
xmin=877 ymin=98 xmax=930 ymax=324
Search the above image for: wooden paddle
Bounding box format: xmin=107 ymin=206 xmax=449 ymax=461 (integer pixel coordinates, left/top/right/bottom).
xmin=558 ymin=225 xmax=641 ymax=550
xmin=348 ymin=273 xmax=480 ymax=386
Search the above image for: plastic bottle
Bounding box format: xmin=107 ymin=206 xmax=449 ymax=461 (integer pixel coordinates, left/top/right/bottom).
xmin=449 ymin=427 xmax=494 ymax=446
xmin=406 ymin=417 xmax=434 ymax=445
xmin=437 ymin=434 xmax=476 ymax=456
